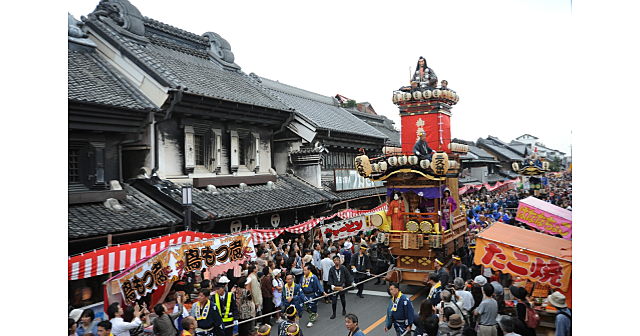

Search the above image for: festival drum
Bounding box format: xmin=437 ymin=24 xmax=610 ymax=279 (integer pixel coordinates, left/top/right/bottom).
xmin=406 ymin=220 xmax=419 ymax=233
xmin=413 ymin=91 xmax=422 ymax=100
xmin=370 ymin=211 xmax=391 ymax=232
xmin=422 ymin=90 xmax=432 ymax=99
xmin=420 ymin=220 xmax=433 ymax=233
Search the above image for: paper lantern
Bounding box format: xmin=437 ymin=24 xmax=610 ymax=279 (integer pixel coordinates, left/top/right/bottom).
xmin=420 ymin=159 xmax=430 ymax=169
xmin=379 ymin=161 xmax=388 ymax=171
xmin=422 ymin=90 xmax=432 ymax=99
xmin=443 ymin=90 xmax=450 ymax=100
xmin=448 ymin=160 xmax=458 ymax=169
xmin=408 ymin=155 xmax=419 ymax=165
xmin=413 ymin=91 xmax=422 ymax=100
xmin=398 ymin=155 xmax=408 ymax=166
xmin=512 ymin=162 xmax=520 ymax=171
xmin=396 ymin=93 xmax=405 ymax=102
xmin=402 ymin=92 xmax=412 ymax=101
xmin=432 ymin=89 xmax=442 ymax=98
xmin=371 ymin=163 xmax=379 ymax=172
xmin=430 ymin=152 xmax=449 ymax=175
xmin=354 ymin=155 xmax=372 ymax=177
xmin=542 ymin=161 xmax=549 ymax=170
xmin=454 ymin=94 xmax=459 ymax=103
xmin=387 ymin=156 xmax=398 ymax=166
xmin=392 ymin=94 xmax=398 ymax=103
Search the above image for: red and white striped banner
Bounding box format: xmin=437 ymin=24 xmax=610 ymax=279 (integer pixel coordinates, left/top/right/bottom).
xmin=335 ymin=203 xmax=388 ymax=219
xmin=251 ymin=229 xmax=285 ymax=245
xmin=68 ymin=231 xmax=219 ymax=281
xmin=458 ymin=178 xmax=521 ymax=195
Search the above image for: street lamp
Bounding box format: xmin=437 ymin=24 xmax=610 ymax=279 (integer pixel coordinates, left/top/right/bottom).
xmin=182 ymin=185 xmax=193 ymax=231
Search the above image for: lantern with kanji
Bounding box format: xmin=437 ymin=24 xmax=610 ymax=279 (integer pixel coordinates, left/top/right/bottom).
xmin=355 ymin=155 xmax=372 ymax=177
xmin=430 ymin=152 xmax=449 ymax=175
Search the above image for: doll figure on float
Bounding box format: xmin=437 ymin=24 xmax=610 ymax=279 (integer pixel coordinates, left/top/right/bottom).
xmin=387 ymin=191 xmax=406 ymax=231
xmin=440 ymin=188 xmax=457 ymax=231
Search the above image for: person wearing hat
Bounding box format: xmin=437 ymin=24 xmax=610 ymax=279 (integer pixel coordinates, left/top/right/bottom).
xmin=284 ymin=323 xmax=302 ymax=336
xmin=341 ymin=241 xmax=353 ymax=265
xmin=299 ymin=264 xmax=328 ymax=327
xmin=427 ymin=272 xmax=443 ymax=306
xmin=385 ymin=282 xmax=414 ymax=336
xmin=211 ymin=277 xmax=238 ymax=336
xmin=444 ymin=314 xmax=465 ymax=336
xmin=434 ymin=258 xmax=450 ymax=288
xmin=450 ymin=255 xmax=470 ymax=282
xmin=350 ymin=245 xmax=372 ymax=299
xmin=547 ymin=292 xmax=571 ymax=336
xmin=508 ymin=286 xmax=535 ymax=336
xmin=190 ymin=288 xmax=225 ymax=336
xmin=328 ymin=254 xmax=353 ymax=319
xmin=413 ymin=132 xmax=435 ymax=161
xmin=278 ymin=306 xmax=302 ymax=336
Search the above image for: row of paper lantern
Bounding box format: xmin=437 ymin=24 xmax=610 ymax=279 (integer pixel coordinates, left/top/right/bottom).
xmin=448 ymin=142 xmax=470 ymax=153
xmin=512 ymin=161 xmax=549 ymax=171
xmin=371 ymin=155 xmax=458 ymax=173
xmin=392 ymin=89 xmax=459 ymax=104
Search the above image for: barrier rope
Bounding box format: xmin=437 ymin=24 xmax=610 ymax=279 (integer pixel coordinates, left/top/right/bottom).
xmin=235 ymin=269 xmax=394 ymax=326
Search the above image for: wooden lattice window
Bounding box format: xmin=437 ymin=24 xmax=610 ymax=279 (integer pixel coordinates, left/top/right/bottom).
xmin=194 ymin=135 xmax=204 ymax=165
xmin=69 ymin=148 xmax=80 ymax=183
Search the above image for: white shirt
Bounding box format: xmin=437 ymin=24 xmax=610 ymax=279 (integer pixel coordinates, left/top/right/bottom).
xmin=456 ymin=290 xmax=475 ymax=312
xmin=110 ymin=317 xmax=141 ymax=336
xmin=320 ymin=258 xmax=334 ymax=282
xmin=313 ymin=250 xmax=322 ymax=269
xmin=173 ymin=304 xmax=190 ymax=329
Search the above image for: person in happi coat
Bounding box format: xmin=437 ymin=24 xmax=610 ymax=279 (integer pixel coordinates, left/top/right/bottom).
xmin=328 ymin=255 xmax=353 ymax=319
xmin=413 ymin=132 xmax=436 ymax=161
xmin=278 ymin=306 xmax=303 ymax=336
xmin=190 ymin=289 xmax=225 ymax=336
xmin=449 ymin=255 xmax=471 ymax=282
xmin=350 ymin=246 xmax=372 ymax=298
xmin=281 ymin=273 xmax=305 ymax=320
xmin=384 ymin=282 xmax=414 ymax=336
xmin=387 ymin=191 xmax=406 ymax=231
xmin=440 ymin=188 xmax=457 ymax=231
xmin=299 ymin=264 xmax=328 ymax=328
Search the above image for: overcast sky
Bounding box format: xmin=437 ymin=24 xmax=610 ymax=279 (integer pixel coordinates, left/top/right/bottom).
xmin=68 ymin=0 xmax=573 ymax=155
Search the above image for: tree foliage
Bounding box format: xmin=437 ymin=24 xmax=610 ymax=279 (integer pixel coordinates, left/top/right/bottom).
xmin=549 ymin=156 xmax=563 ymax=172
xmin=341 ymin=99 xmax=357 ymax=108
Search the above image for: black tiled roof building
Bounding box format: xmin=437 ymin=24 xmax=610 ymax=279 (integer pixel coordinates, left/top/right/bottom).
xmin=68 ymin=184 xmax=181 ymax=240
xmin=321 ymin=181 xmax=387 ymax=203
xmin=345 ymin=108 xmax=401 ymax=147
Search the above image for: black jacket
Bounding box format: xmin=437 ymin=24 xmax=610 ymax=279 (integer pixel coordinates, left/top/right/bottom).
xmin=350 ymin=253 xmax=372 ymax=280
xmin=449 ymin=264 xmax=471 ymax=281
xmin=214 ymin=292 xmax=239 ymax=326
xmin=328 ymin=265 xmax=353 ymax=288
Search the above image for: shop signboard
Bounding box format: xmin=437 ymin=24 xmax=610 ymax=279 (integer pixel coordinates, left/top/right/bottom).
xmin=516 ymin=196 xmax=572 ymax=240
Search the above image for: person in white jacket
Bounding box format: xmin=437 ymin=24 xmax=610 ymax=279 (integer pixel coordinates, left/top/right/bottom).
xmin=107 ymin=302 xmax=141 ymax=336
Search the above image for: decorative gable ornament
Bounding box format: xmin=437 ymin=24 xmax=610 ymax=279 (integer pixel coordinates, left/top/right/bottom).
xmin=270 ymin=214 xmax=281 ymax=228
xmin=230 ymin=220 xmax=242 ymax=233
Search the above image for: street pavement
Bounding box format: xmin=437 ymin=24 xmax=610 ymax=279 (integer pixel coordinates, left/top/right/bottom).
xmin=266 ymin=279 xmax=429 ymax=336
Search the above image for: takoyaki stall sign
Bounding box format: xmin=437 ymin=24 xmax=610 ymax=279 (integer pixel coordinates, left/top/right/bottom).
xmin=516 ymin=196 xmax=572 ymax=240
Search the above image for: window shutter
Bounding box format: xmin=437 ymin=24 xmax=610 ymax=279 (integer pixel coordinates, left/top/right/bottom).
xmin=252 ymin=132 xmax=260 ymax=172
xmin=213 ymin=129 xmax=222 ymax=172
xmin=230 ymin=130 xmax=239 ymax=170
xmin=184 ymin=126 xmax=196 ymax=169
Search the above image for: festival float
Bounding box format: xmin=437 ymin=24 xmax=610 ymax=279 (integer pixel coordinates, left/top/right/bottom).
xmin=511 ymin=152 xmax=550 ymax=196
xmin=353 ymin=57 xmax=468 ymax=287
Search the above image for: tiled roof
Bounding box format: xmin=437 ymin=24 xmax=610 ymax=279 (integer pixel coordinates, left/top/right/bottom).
xmin=468 ymin=145 xmax=496 ymax=160
xmin=68 ymin=49 xmax=158 ymax=110
xmin=321 ymin=181 xmax=387 ymax=202
xmin=260 ymin=78 xmax=387 ymax=138
xmin=487 ymin=174 xmax=504 ymax=183
xmin=482 ymin=143 xmax=524 ymax=161
xmin=142 ymin=175 xmax=338 ymax=221
xmin=346 ymin=109 xmax=401 ymax=147
xmin=68 ymin=184 xmax=181 ymax=239
xmin=88 ymin=18 xmax=292 ymax=111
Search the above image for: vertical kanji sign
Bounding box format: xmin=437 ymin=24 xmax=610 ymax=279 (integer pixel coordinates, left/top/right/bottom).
xmin=474 ymin=238 xmax=571 ymax=291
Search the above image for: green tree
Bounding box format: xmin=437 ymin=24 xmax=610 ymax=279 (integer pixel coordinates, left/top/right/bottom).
xmin=549 ymin=156 xmax=563 ymax=172
xmin=341 ymin=99 xmax=356 ymax=108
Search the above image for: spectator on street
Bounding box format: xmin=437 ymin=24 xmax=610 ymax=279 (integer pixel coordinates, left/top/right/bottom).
xmin=97 ymin=321 xmax=112 ymax=336
xmin=108 ymin=302 xmax=141 ymax=336
xmin=454 ymin=277 xmax=474 ymax=316
xmin=76 ymin=309 xmax=99 ymax=336
xmin=152 ymin=293 xmax=184 ymax=336
xmin=474 ymin=284 xmax=498 ymax=336
xmin=548 ymin=292 xmax=571 ymax=336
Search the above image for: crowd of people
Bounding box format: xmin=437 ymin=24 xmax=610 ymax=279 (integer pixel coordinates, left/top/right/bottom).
xmin=68 ymin=231 xmax=397 ymax=336
xmin=68 ymin=172 xmax=572 ymax=336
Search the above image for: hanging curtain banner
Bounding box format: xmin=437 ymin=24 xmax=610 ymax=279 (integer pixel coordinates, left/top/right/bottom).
xmin=319 ymin=214 xmax=374 ymax=241
xmin=114 ymin=233 xmax=255 ymax=305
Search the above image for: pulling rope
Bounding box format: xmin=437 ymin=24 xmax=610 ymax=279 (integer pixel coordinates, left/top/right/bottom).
xmin=235 ymin=269 xmax=394 ymax=326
